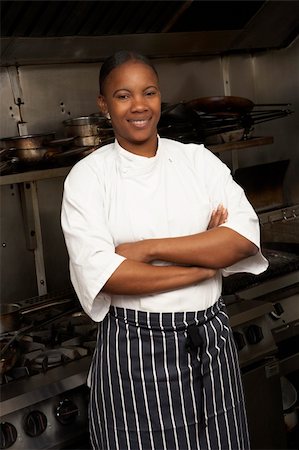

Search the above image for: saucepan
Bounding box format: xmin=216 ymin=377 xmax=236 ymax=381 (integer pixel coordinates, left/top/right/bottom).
xmin=73 ymin=129 xmax=114 ymax=147
xmin=63 ymin=116 xmax=111 ymax=138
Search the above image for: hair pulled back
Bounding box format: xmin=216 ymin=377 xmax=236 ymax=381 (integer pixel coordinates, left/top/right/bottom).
xmin=99 ymin=50 xmax=158 ymax=95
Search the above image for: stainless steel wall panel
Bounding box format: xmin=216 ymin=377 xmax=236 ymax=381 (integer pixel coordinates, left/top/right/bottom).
xmin=225 ymin=54 xmax=256 ymax=101
xmin=0 ymin=184 xmax=37 ymax=302
xmin=234 ymin=38 xmax=299 ymax=204
xmin=0 ymin=68 xmax=20 ymax=138
xmin=17 ymin=63 xmax=100 ymax=136
xmin=36 ymin=178 xmax=70 ymax=293
xmin=154 ymin=57 xmax=223 ymax=103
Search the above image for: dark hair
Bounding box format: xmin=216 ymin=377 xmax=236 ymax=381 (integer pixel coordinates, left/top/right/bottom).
xmin=99 ymin=50 xmax=158 ymax=94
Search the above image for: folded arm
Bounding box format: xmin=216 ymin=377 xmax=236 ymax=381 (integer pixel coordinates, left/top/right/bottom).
xmin=103 ymin=205 xmax=232 ymax=295
xmin=115 ymin=206 xmax=257 ymax=269
xmin=103 ymin=261 xmax=216 ymax=295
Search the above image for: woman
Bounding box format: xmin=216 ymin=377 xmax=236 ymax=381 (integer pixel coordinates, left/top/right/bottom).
xmin=61 ymin=50 xmax=268 ymax=450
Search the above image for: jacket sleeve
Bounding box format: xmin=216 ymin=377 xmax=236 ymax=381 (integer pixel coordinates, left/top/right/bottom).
xmin=200 ymin=146 xmax=269 ymax=276
xmin=61 ymin=159 xmax=125 ymax=321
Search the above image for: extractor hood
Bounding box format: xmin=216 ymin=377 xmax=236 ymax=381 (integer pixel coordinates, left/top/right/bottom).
xmin=1 ymin=0 xmax=299 ymax=66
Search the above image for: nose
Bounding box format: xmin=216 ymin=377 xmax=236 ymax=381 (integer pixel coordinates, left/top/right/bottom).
xmin=131 ymin=95 xmax=148 ymax=112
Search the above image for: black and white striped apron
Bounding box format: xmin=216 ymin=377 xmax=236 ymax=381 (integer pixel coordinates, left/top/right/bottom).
xmin=88 ymin=298 xmax=250 ymax=450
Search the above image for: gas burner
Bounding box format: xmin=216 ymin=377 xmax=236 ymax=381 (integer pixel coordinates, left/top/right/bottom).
xmin=31 ymin=345 xmax=89 ymax=372
xmin=0 ymin=307 xmax=97 ymax=386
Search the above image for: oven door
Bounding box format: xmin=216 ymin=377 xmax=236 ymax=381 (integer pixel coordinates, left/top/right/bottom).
xmin=241 ymin=357 xmax=287 ymax=449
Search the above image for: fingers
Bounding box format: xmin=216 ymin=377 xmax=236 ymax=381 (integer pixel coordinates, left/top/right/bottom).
xmin=208 ymin=204 xmax=228 ymax=229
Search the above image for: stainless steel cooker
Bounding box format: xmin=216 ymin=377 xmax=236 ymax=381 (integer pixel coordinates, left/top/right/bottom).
xmin=0 ymin=291 xmax=96 ymax=449
xmin=223 ymin=204 xmax=299 ymax=449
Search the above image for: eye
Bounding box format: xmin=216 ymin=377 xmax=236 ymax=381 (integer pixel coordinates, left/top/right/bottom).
xmin=118 ymin=94 xmax=129 ymax=100
xmin=145 ymin=91 xmax=157 ymax=97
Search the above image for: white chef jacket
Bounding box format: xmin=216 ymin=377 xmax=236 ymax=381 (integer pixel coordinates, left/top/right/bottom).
xmin=61 ymin=137 xmax=268 ymax=322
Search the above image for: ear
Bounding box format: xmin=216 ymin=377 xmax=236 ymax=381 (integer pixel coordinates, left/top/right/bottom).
xmin=97 ymin=95 xmax=108 ymax=116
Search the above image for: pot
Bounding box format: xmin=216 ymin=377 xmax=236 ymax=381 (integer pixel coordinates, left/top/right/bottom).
xmin=10 ymin=147 xmax=61 ymax=163
xmin=0 ymin=297 xmax=74 ymax=334
xmin=74 ymin=129 xmax=114 ymax=147
xmin=0 ymin=133 xmax=56 ymax=150
xmin=63 ymin=116 xmax=111 ymax=137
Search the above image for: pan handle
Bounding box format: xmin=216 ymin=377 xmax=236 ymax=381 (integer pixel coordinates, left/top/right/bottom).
xmin=44 ymin=146 xmax=93 ymax=159
xmin=0 ymin=304 xmax=81 ymax=357
xmin=20 ymin=297 xmax=75 ymax=315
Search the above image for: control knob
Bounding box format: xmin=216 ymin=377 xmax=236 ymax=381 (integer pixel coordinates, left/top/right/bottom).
xmin=55 ymin=399 xmax=79 ymax=425
xmin=245 ymin=324 xmax=264 ymax=345
xmin=0 ymin=422 xmax=17 ymax=449
xmin=269 ymin=302 xmax=284 ymax=320
xmin=23 ymin=411 xmax=47 ymax=437
xmin=233 ymin=331 xmax=246 ymax=351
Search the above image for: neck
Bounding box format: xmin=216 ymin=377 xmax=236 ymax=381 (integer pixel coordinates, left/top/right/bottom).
xmin=117 ymin=136 xmax=158 ymax=158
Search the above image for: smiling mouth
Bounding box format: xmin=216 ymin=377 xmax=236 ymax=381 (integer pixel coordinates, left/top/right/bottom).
xmin=127 ymin=118 xmax=151 ymax=128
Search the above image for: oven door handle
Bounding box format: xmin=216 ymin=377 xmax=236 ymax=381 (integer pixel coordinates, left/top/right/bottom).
xmin=273 ymin=324 xmax=290 ymax=334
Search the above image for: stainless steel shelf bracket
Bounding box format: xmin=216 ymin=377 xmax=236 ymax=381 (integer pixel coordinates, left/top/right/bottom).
xmin=19 ymin=181 xmax=48 ymax=295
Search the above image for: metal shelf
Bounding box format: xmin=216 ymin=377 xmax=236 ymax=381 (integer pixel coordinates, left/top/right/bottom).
xmin=209 ymin=136 xmax=274 ymax=154
xmin=0 ymin=165 xmax=71 ymax=186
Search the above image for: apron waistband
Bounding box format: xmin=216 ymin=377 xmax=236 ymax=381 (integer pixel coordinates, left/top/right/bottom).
xmin=108 ymin=297 xmax=225 ymax=332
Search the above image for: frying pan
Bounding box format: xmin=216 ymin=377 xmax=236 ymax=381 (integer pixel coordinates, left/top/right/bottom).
xmin=6 ymin=145 xmax=97 ymax=166
xmin=0 ymin=133 xmax=56 ymax=150
xmin=186 ymin=96 xmax=255 ymax=114
xmin=8 ymin=147 xmax=62 ymax=163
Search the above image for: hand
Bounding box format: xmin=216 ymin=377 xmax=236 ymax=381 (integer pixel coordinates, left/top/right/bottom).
xmin=199 ymin=267 xmax=218 ymax=280
xmin=115 ymin=240 xmax=152 ymax=263
xmin=207 ymin=204 xmax=228 ymax=230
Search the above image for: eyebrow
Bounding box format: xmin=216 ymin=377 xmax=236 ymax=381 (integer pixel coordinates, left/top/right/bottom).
xmin=113 ymin=85 xmax=159 ymax=96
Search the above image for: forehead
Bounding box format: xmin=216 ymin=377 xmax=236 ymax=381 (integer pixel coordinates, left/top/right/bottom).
xmin=104 ymin=60 xmax=158 ymax=92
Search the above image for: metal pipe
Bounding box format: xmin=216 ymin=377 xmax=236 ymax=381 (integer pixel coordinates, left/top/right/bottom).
xmin=162 ymin=1 xmax=193 ymax=32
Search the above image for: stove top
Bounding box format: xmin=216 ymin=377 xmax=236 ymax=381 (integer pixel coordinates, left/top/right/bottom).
xmin=1 ymin=298 xmax=97 ymax=410
xmin=222 ymin=243 xmax=299 ymax=295
xmin=0 ymin=297 xmax=97 ymax=449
